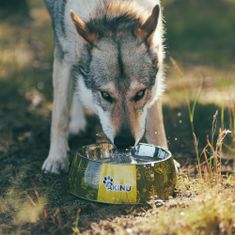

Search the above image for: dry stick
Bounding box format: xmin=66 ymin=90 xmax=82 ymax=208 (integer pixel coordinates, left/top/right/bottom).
xmin=210 ymin=111 xmax=219 ymax=183
xmin=229 ymin=100 xmax=235 ymax=147
xmin=43 ymin=208 xmax=49 ymax=220
xmin=193 ymin=133 xmax=202 ymax=179
xmin=217 ymin=128 xmax=223 ymax=179
xmin=224 ymin=101 xmax=235 ymax=152
xmin=27 ymin=194 xmax=36 ymax=207
xmin=211 ymin=111 xmax=218 ymax=148
xmin=206 ymin=139 xmax=219 ymax=184
xmin=201 ymin=143 xmax=212 ymax=181
xmin=72 ymin=208 xmax=81 ymax=234
xmin=216 ymin=128 xmax=232 ymax=176
xmin=34 ymin=190 xmax=40 ymax=201
xmin=220 ymin=106 xmax=225 ymax=175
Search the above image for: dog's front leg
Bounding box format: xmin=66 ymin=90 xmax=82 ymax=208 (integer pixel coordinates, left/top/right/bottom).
xmin=42 ymin=55 xmax=73 ymax=174
xmin=145 ymin=100 xmax=168 ymax=148
xmin=69 ymin=94 xmax=86 ymax=135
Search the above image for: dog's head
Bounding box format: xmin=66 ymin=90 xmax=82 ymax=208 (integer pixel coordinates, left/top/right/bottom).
xmin=71 ymin=4 xmax=164 ymax=148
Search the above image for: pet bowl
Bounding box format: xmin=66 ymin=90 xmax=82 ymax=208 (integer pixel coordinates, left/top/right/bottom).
xmin=69 ymin=143 xmax=176 ymax=204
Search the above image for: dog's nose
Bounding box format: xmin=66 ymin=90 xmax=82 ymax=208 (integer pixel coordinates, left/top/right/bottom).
xmin=114 ymin=134 xmax=135 ymax=149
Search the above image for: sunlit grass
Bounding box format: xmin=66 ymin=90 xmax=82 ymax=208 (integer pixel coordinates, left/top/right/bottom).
xmin=0 ymin=170 xmax=47 ymax=225
xmin=164 ymin=64 xmax=235 ymax=107
xmin=0 ymin=187 xmax=47 ymax=225
xmin=15 ymin=195 xmax=46 ymax=224
xmin=169 ymin=58 xmax=234 ymax=179
xmin=84 ymin=176 xmax=235 ymax=235
xmin=149 ymin=183 xmax=234 ymax=235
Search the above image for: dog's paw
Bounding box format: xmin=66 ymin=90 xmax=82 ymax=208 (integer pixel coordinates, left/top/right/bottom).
xmin=42 ymin=155 xmax=69 ymax=174
xmin=173 ymin=159 xmax=181 ymax=173
xmin=69 ymin=118 xmax=86 ymax=135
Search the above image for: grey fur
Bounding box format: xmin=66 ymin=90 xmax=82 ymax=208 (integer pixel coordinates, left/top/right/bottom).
xmin=42 ymin=0 xmax=168 ymax=174
xmin=44 ymin=0 xmax=67 ymax=59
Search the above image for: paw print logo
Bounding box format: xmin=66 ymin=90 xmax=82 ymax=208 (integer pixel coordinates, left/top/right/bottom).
xmin=103 ymin=176 xmax=113 ymax=190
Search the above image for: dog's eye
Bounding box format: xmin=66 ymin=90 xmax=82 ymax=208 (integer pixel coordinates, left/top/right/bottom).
xmin=133 ymin=89 xmax=146 ymax=102
xmin=100 ymin=91 xmax=114 ymax=103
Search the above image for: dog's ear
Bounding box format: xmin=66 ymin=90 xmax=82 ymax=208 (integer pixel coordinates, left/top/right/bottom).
xmin=70 ymin=10 xmax=97 ymax=44
xmin=136 ymin=4 xmax=160 ymax=40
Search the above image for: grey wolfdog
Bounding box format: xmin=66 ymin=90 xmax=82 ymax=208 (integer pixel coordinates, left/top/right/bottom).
xmin=42 ymin=0 xmax=170 ymax=173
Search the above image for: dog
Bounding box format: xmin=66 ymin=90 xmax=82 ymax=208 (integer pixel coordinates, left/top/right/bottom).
xmin=42 ymin=0 xmax=169 ymax=173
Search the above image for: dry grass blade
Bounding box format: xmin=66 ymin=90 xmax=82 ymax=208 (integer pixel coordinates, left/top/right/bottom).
xmin=193 ymin=132 xmax=202 ymax=179
xmin=201 ymin=142 xmax=212 ymax=180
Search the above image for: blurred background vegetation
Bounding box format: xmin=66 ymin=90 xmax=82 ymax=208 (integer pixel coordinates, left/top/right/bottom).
xmin=0 ymin=0 xmax=234 ymax=234
xmin=165 ymin=0 xmax=235 ymax=66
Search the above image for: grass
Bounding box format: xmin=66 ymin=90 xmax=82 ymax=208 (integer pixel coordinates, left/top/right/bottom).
xmin=84 ymin=177 xmax=235 ymax=235
xmin=169 ymin=58 xmax=234 ymax=182
xmin=0 ymin=0 xmax=234 ymax=234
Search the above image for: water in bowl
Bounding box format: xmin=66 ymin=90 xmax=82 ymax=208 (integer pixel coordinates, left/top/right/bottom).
xmin=105 ymin=144 xmax=167 ymax=164
xmin=81 ymin=143 xmax=169 ymax=164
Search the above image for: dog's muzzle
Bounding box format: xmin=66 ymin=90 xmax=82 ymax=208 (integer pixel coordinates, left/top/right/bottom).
xmin=114 ymin=132 xmax=135 ymax=149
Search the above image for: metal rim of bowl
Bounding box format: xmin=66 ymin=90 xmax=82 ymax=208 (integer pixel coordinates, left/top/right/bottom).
xmin=75 ymin=142 xmax=172 ymax=165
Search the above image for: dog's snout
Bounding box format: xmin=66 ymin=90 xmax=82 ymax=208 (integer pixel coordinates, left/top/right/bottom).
xmin=114 ymin=132 xmax=135 ymax=149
